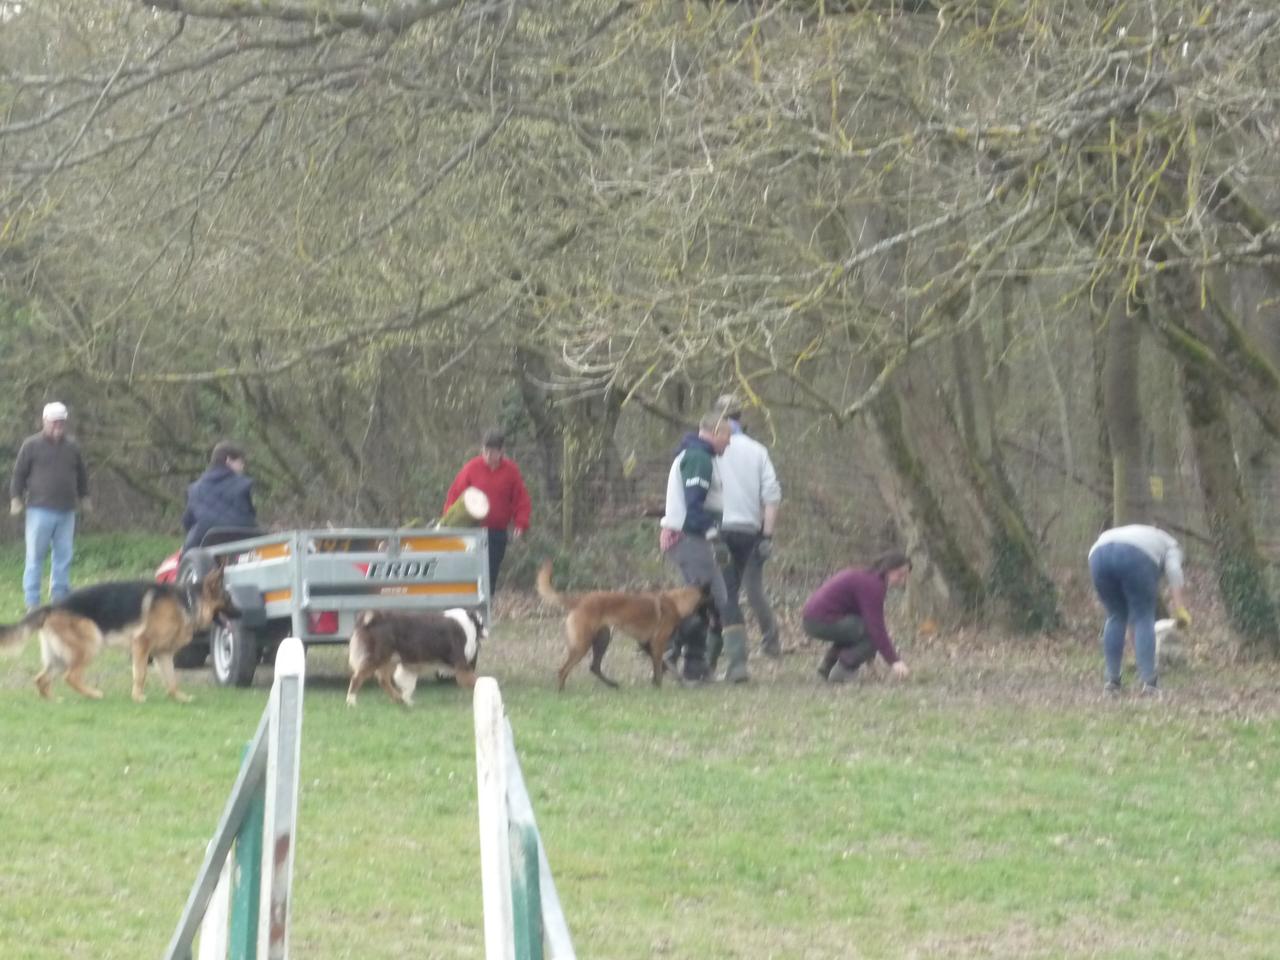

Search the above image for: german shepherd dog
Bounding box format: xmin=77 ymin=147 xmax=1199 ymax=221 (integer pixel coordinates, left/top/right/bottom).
xmin=536 ymin=561 xmax=712 ymax=690
xmin=346 ymin=607 xmax=487 ymax=707
xmin=0 ymin=568 xmax=234 ymax=703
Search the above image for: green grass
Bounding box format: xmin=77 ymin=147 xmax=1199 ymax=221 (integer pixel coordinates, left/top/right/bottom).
xmin=2 ymin=534 xmax=1278 ymax=958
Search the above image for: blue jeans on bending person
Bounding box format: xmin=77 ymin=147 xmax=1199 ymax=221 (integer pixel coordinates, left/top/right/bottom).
xmin=1089 ymin=540 xmax=1160 ymax=686
xmin=24 ymin=506 xmax=76 ymax=609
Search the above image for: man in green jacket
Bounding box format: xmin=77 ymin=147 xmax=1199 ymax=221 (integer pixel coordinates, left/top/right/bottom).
xmin=658 ymin=411 xmax=748 ymax=683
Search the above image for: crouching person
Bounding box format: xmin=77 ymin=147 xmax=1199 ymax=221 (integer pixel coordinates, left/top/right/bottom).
xmin=803 ymin=551 xmax=912 ymax=684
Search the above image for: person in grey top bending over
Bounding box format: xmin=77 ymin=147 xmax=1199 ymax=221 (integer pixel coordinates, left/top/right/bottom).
xmin=1088 ymin=524 xmax=1190 ymax=695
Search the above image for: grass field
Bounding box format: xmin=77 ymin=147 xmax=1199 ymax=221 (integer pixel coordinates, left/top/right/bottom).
xmin=1 ymin=534 xmax=1278 ymax=959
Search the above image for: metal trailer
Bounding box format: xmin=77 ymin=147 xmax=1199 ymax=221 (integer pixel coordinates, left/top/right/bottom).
xmin=177 ymin=527 xmax=491 ymax=687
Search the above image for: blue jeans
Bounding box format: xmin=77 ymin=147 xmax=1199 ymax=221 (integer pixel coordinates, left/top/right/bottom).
xmin=24 ymin=507 xmax=76 ymax=609
xmin=1088 ymin=541 xmax=1159 ymax=685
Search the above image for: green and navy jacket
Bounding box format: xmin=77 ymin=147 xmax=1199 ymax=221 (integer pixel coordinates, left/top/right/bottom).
xmin=659 ymin=432 xmax=723 ymax=536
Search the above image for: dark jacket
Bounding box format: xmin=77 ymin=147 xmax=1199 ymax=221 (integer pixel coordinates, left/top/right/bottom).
xmin=182 ymin=465 xmax=257 ymax=552
xmin=675 ymin=432 xmax=720 ymax=536
xmin=10 ymin=433 xmax=89 ymax=511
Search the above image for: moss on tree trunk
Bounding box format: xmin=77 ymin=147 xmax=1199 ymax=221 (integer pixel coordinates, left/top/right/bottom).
xmin=870 ymin=388 xmax=986 ymax=613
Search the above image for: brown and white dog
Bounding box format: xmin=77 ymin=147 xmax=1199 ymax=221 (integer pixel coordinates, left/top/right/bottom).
xmin=0 ymin=569 xmax=234 ymax=703
xmin=346 ymin=607 xmax=486 ymax=707
xmin=536 ymin=560 xmax=712 ymax=690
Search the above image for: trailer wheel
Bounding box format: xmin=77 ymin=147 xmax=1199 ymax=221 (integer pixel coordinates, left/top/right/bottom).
xmin=173 ymin=550 xmax=216 ymax=668
xmin=212 ymin=619 xmax=259 ymax=687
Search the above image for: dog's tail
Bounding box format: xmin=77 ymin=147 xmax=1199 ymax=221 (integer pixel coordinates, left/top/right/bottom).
xmin=536 ymin=561 xmax=577 ymax=610
xmin=348 ymin=610 xmax=378 ymax=671
xmin=0 ymin=608 xmax=50 ymax=658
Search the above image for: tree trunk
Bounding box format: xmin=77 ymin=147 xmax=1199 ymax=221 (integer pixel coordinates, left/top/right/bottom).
xmin=868 ymin=386 xmax=986 ymax=615
xmin=516 ymin=346 xmax=628 ymax=542
xmin=952 ymin=321 xmax=1062 ymax=632
xmin=1100 ymin=291 xmax=1150 ymax=525
xmin=1160 ymin=285 xmax=1280 ymax=656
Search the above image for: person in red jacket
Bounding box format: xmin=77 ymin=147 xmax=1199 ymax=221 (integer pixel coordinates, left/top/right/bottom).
xmin=443 ymin=429 xmax=532 ymax=594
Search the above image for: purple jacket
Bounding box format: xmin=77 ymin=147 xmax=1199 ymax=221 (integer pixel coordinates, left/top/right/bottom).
xmin=802 ymin=567 xmax=900 ymax=664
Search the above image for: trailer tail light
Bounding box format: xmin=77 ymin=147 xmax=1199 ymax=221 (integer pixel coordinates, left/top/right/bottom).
xmin=307 ymin=610 xmax=340 ymax=635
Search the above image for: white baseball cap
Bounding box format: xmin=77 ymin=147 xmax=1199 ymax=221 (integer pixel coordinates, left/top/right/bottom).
xmin=42 ymin=402 xmax=68 ymax=422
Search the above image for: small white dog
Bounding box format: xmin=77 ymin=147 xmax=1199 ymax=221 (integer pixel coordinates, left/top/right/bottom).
xmin=1154 ymin=618 xmax=1186 ymax=668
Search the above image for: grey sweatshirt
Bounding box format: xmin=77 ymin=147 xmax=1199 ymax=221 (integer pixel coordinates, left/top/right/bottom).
xmin=1089 ymin=525 xmax=1184 ymax=588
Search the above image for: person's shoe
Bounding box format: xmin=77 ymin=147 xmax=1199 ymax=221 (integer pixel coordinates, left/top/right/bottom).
xmin=1139 ymin=681 xmax=1161 ymax=698
xmin=760 ymin=639 xmax=782 ymax=660
xmin=682 ymin=657 xmax=710 ymax=685
xmin=827 ymin=662 xmax=860 ymax=684
xmin=1103 ymin=679 xmax=1122 ymax=696
xmin=817 ymin=647 xmax=839 ymax=681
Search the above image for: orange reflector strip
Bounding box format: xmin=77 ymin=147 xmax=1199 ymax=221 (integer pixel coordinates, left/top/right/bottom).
xmin=230 ymin=543 xmax=291 ymax=564
xmin=400 ymin=537 xmax=470 ymax=553
xmin=376 ymin=582 xmax=479 ymax=597
xmin=264 ymin=589 xmax=293 ymax=603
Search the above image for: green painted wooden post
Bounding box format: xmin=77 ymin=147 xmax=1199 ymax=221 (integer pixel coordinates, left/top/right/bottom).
xmin=510 ymin=822 xmax=543 ymax=960
xmin=229 ymin=743 xmax=265 ymax=960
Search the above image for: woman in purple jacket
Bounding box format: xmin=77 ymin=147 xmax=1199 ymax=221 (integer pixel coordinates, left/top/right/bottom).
xmin=802 ymin=551 xmax=912 ymax=684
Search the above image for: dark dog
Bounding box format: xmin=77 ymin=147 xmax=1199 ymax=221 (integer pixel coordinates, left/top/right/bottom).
xmin=0 ymin=569 xmax=233 ymax=703
xmin=536 ymin=560 xmax=712 ymax=690
xmin=346 ymin=607 xmax=487 ymax=707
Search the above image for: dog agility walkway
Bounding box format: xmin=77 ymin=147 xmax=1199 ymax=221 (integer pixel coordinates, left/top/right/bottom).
xmin=164 ymin=638 xmax=306 ymax=960
xmin=160 ymin=645 xmax=574 ymax=959
xmin=475 ymin=677 xmax=577 ymax=960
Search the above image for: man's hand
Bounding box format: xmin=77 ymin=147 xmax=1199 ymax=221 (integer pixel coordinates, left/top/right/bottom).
xmin=80 ymin=497 xmax=93 ymax=514
xmin=755 ymin=535 xmax=773 ymax=561
xmin=9 ymin=497 xmax=22 ymax=517
xmin=1174 ymin=606 xmax=1191 ymax=629
xmin=705 ymin=527 xmax=719 ymax=541
xmin=890 ymin=661 xmax=910 ymax=680
xmin=512 ymin=527 xmax=524 ymax=541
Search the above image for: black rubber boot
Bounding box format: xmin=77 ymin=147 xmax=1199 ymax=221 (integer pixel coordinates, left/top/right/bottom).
xmin=817 ymin=645 xmax=840 ymax=680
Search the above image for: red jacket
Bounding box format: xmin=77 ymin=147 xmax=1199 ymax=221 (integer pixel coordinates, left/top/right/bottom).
xmin=444 ymin=456 xmax=532 ymax=533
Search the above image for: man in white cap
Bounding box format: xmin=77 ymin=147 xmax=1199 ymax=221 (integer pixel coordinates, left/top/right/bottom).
xmin=10 ymin=402 xmax=90 ymax=610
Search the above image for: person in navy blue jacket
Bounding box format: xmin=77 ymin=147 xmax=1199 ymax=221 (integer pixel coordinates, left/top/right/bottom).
xmin=182 ymin=441 xmax=258 ymax=552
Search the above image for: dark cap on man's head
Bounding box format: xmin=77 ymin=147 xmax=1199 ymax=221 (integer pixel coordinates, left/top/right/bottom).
xmin=482 ymin=429 xmax=505 ymax=450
